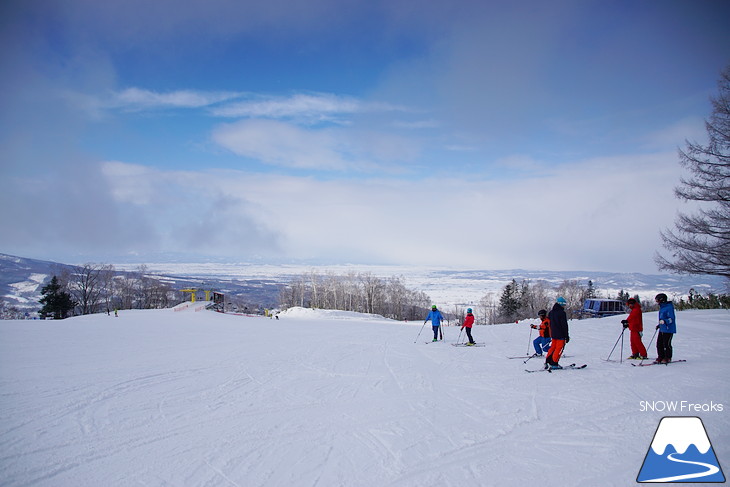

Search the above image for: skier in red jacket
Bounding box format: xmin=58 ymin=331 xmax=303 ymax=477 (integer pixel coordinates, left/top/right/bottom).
xmin=461 ymin=308 xmax=476 ymax=345
xmin=622 ymin=298 xmax=647 ymax=359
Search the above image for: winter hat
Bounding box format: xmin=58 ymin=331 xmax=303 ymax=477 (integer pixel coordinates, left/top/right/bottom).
xmin=432 ymin=305 xmax=437 ymax=310
xmin=655 ymin=293 xmax=668 ymax=303
xmin=466 ymin=308 xmax=472 ymax=313
xmin=556 ymin=297 xmax=567 ymax=305
xmin=538 ymin=309 xmax=547 ymax=316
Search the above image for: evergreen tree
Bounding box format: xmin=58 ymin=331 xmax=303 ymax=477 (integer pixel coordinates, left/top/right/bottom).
xmin=38 ymin=276 xmax=76 ymax=319
xmin=616 ymin=289 xmax=630 ymax=302
xmin=498 ymin=279 xmax=521 ymax=322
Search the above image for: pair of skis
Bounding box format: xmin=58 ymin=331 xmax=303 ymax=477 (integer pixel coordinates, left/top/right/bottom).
xmin=525 ymin=363 xmax=587 ymax=373
xmin=508 ymin=354 xmax=571 ymax=359
xmin=424 ymin=340 xmax=485 ymax=347
xmin=632 ymin=359 xmax=686 ymax=367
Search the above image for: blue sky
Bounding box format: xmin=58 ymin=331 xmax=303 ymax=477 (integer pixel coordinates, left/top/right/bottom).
xmin=1 ymin=0 xmax=728 ymax=273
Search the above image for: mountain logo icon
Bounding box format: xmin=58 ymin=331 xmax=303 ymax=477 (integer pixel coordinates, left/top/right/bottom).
xmin=637 ymin=416 xmax=725 ymax=483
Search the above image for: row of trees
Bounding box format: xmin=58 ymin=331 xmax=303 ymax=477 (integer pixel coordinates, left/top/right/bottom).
xmin=492 ymin=279 xmax=598 ymax=324
xmin=278 ymin=271 xmax=431 ymax=321
xmin=675 ymin=292 xmax=730 ymax=310
xmin=0 ymin=299 xmax=26 ymax=319
xmin=278 ymin=269 xmax=729 ymax=326
xmin=38 ymin=264 xmax=178 ymax=319
xmin=458 ymin=279 xmax=600 ymax=325
xmin=486 ymin=279 xmax=729 ymax=325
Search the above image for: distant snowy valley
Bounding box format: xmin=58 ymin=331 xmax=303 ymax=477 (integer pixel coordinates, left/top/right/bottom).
xmin=1 ymin=253 xmax=727 ymax=317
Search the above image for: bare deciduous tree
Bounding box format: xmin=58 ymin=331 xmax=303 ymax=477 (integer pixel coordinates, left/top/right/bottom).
xmin=279 ymin=270 xmax=429 ymax=320
xmin=656 ymin=66 xmax=730 ymax=280
xmin=68 ymin=263 xmax=113 ymax=315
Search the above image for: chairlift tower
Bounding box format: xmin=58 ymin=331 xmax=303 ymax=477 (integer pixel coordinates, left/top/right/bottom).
xmin=180 ymin=288 xmax=198 ymax=302
xmin=180 ymin=288 xmax=215 ymax=303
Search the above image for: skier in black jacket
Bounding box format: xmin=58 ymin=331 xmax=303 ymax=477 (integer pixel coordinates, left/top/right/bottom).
xmin=545 ymin=297 xmax=570 ymax=369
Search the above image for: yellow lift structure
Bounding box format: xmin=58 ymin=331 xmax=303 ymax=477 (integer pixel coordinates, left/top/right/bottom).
xmin=180 ymin=288 xmax=213 ymax=303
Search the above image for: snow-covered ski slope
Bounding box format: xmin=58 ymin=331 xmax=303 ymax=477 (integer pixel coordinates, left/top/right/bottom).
xmin=1 ymin=307 xmax=728 ymax=486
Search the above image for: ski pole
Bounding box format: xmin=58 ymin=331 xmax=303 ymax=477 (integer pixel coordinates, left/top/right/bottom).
xmin=456 ymin=327 xmax=464 ymax=345
xmin=638 ymin=328 xmax=659 ymax=365
xmin=620 ymin=327 xmax=625 ymax=364
xmin=415 ymin=321 xmax=427 ymax=343
xmin=523 ymin=352 xmax=538 ymax=364
xmin=606 ymin=327 xmax=626 ymax=361
xmin=526 ymin=325 xmax=533 ymax=355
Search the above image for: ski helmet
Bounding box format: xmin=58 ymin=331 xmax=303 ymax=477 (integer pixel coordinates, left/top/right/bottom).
xmin=538 ymin=309 xmax=547 ymax=317
xmin=626 ymin=298 xmax=637 ymax=306
xmin=655 ymin=293 xmax=668 ymax=303
xmin=466 ymin=308 xmax=472 ymax=313
xmin=432 ymin=305 xmax=437 ymax=310
xmin=556 ymin=296 xmax=567 ymax=305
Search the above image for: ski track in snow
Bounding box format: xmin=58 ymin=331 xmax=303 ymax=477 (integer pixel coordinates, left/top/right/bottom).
xmin=0 ymin=308 xmax=728 ymax=486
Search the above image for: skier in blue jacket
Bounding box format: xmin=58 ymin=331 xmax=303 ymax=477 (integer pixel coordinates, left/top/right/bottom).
xmin=654 ymin=293 xmax=677 ymax=364
xmin=424 ymin=305 xmax=445 ymax=341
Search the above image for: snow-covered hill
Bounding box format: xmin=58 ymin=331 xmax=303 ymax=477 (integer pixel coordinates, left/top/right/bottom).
xmin=1 ymin=306 xmax=727 ymax=486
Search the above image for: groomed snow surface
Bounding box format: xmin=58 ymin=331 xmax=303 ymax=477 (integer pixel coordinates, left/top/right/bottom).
xmin=1 ymin=307 xmax=728 ymax=486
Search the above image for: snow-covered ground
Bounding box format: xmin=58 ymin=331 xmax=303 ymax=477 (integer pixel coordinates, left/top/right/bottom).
xmin=0 ymin=306 xmax=728 ymax=486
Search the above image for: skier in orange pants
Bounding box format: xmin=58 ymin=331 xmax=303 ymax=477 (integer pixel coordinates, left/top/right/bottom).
xmin=545 ymin=297 xmax=569 ymax=369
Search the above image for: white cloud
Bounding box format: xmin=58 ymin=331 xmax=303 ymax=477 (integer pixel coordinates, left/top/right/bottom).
xmin=212 ymin=119 xmax=350 ymax=170
xmin=211 ymin=93 xmax=363 ymax=121
xmin=109 ymin=150 xmax=679 ymax=273
xmin=107 ymin=88 xmax=243 ymax=110
xmin=392 ymin=119 xmax=441 ymax=130
xmin=8 ymin=149 xmax=682 ymax=271
xmin=211 ymin=119 xmax=421 ymax=172
xmin=99 ymin=162 xmax=282 ymax=258
xmin=101 ymin=90 xmax=409 ymax=123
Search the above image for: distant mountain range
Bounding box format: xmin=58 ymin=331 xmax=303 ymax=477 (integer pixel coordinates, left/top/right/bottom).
xmin=1 ymin=253 xmax=727 ymax=314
